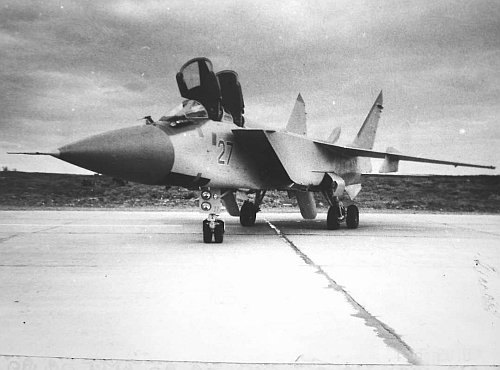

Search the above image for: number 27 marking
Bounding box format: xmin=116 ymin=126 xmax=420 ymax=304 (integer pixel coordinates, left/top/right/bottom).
xmin=217 ymin=140 xmax=234 ymax=165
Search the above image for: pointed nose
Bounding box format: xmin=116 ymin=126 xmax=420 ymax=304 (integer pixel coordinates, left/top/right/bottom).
xmin=58 ymin=125 xmax=174 ymax=185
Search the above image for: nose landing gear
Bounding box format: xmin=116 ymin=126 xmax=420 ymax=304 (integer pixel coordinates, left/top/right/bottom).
xmin=200 ymin=188 xmax=267 ymax=243
xmin=200 ymin=188 xmax=225 ymax=244
xmin=203 ymin=214 xmax=225 ymax=243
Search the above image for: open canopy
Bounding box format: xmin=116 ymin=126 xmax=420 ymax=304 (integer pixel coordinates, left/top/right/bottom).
xmin=176 ymin=57 xmax=244 ymax=126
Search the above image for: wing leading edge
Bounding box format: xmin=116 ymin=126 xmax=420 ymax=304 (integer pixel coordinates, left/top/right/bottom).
xmin=313 ymin=139 xmax=495 ymax=171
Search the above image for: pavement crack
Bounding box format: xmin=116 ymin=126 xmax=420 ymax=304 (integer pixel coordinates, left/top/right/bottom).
xmin=32 ymin=221 xmax=75 ymax=234
xmin=266 ymin=220 xmax=422 ymax=366
xmin=0 ymin=264 xmax=98 ymax=268
xmin=474 ymin=253 xmax=500 ymax=319
xmin=441 ymin=222 xmax=500 ymax=238
xmin=0 ymin=234 xmax=21 ymax=244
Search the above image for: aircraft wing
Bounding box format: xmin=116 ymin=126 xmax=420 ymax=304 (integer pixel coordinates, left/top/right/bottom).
xmin=313 ymin=139 xmax=495 ymax=171
xmin=232 ymin=128 xmax=293 ymax=187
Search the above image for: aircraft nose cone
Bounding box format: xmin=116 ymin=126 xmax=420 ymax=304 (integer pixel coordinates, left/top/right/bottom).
xmin=58 ymin=125 xmax=174 ymax=185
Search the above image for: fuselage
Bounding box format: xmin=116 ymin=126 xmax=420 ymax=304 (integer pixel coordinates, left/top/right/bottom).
xmin=156 ymin=118 xmax=281 ymax=189
xmin=56 ymin=116 xmax=363 ymax=193
xmin=54 ymin=95 xmax=361 ymax=192
xmin=54 ymin=119 xmax=288 ymax=190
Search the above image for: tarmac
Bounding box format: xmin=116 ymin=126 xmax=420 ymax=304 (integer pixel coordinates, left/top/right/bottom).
xmin=0 ymin=210 xmax=499 ymax=369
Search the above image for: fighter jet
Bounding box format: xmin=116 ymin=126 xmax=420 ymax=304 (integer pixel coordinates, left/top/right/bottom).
xmin=13 ymin=57 xmax=495 ymax=243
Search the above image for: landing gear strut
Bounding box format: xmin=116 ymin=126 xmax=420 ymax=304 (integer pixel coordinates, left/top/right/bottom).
xmin=200 ymin=188 xmax=225 ymax=243
xmin=203 ymin=214 xmax=225 ymax=243
xmin=239 ymin=191 xmax=266 ymax=227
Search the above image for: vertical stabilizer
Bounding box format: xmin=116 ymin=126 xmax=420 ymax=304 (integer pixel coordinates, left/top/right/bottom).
xmin=286 ymin=94 xmax=307 ymax=135
xmin=351 ymin=91 xmax=383 ymax=149
xmin=327 ymin=127 xmax=342 ymax=143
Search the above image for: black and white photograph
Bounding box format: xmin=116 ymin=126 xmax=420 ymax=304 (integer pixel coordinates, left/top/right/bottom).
xmin=1 ymin=1 xmax=499 ymax=369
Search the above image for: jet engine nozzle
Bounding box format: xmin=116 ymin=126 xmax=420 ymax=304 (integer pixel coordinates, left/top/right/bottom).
xmin=58 ymin=125 xmax=175 ymax=185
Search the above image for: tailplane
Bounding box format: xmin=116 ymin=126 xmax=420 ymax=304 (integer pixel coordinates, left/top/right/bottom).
xmin=351 ymin=91 xmax=383 ymax=149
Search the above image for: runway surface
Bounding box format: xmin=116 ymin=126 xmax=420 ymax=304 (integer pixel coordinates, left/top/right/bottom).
xmin=1 ymin=210 xmax=499 ymax=369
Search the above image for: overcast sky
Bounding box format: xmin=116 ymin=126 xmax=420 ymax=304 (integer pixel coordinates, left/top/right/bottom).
xmin=1 ymin=0 xmax=499 ymax=175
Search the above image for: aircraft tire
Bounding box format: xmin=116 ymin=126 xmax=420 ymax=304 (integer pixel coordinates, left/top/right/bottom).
xmin=203 ymin=220 xmax=212 ymax=243
xmin=327 ymin=206 xmax=341 ymax=230
xmin=240 ymin=201 xmax=257 ymax=227
xmin=214 ymin=221 xmax=224 ymax=243
xmin=346 ymin=204 xmax=359 ymax=229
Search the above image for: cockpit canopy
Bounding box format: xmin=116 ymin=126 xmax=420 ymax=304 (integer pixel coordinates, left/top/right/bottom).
xmin=159 ymin=100 xmax=234 ymax=128
xmin=159 ymin=100 xmax=208 ymax=126
xmin=176 ymin=57 xmax=244 ymax=126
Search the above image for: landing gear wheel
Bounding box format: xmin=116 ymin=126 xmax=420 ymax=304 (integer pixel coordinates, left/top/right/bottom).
xmin=214 ymin=220 xmax=225 ymax=243
xmin=346 ymin=204 xmax=359 ymax=229
xmin=240 ymin=201 xmax=257 ymax=226
xmin=203 ymin=220 xmax=212 ymax=243
xmin=327 ymin=206 xmax=341 ymax=230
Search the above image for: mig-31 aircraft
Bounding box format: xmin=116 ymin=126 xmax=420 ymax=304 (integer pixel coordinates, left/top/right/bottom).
xmin=13 ymin=57 xmax=495 ymax=243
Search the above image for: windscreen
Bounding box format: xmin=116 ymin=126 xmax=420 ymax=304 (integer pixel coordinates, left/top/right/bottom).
xmin=159 ymin=100 xmax=209 ymax=127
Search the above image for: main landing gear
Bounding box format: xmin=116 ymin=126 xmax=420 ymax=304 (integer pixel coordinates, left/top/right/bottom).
xmin=326 ymin=203 xmax=359 ymax=230
xmin=200 ymin=189 xmax=266 ymax=243
xmin=199 ymin=187 xmax=358 ymax=242
xmin=239 ymin=191 xmax=265 ymax=227
xmin=324 ymin=192 xmax=359 ymax=230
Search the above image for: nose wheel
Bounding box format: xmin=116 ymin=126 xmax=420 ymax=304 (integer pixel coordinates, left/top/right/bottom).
xmin=203 ymin=214 xmax=225 ymax=243
xmin=199 ymin=188 xmax=225 ymax=243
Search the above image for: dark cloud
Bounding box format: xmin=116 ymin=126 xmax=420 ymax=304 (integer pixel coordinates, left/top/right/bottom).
xmin=1 ymin=0 xmax=498 ymax=174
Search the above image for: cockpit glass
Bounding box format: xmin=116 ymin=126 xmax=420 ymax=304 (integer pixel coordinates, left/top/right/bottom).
xmin=159 ymin=100 xmax=209 ymax=126
xmin=182 ymin=63 xmax=201 ymax=90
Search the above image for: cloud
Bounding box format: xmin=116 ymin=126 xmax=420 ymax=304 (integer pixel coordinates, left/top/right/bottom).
xmin=0 ymin=30 xmax=28 ymax=46
xmin=1 ymin=0 xmax=498 ymax=174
